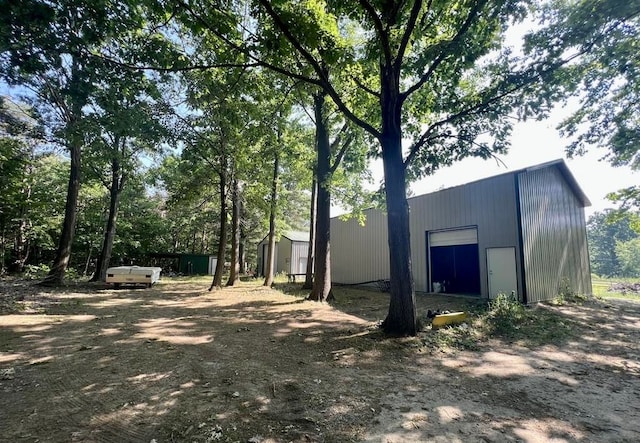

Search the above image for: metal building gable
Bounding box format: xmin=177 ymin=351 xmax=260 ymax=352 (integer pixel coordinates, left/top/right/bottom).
xmin=522 ymin=159 xmax=591 ymax=207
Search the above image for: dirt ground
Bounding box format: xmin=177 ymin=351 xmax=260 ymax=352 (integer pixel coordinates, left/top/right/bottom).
xmin=1 ymin=278 xmax=639 ymax=443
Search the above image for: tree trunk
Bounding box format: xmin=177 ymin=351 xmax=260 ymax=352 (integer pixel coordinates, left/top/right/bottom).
xmin=239 ymin=216 xmax=246 ymax=275
xmin=11 ymin=175 xmax=31 ymax=274
xmin=83 ymin=244 xmax=92 ymax=276
xmin=379 ymin=66 xmax=417 ymax=335
xmin=210 ymin=169 xmax=228 ymax=290
xmin=40 ymin=57 xmax=85 ymax=286
xmin=309 ymin=93 xmax=334 ymax=302
xmin=226 ymin=177 xmax=240 ymax=286
xmin=40 ymin=139 xmax=81 ymax=285
xmin=91 ymin=159 xmax=122 ymax=282
xmin=263 ymin=151 xmax=279 ymax=287
xmin=302 ymin=177 xmax=317 ymax=290
xmin=12 ymin=215 xmax=27 ymax=274
xmin=0 ymin=222 xmax=5 ymax=275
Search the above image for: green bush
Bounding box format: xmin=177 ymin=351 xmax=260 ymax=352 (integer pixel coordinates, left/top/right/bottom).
xmin=64 ymin=267 xmax=82 ymax=280
xmin=22 ymin=264 xmax=50 ymax=279
xmin=486 ymin=292 xmax=526 ymax=335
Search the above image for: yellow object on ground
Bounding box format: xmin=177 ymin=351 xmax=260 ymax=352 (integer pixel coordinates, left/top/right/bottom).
xmin=431 ymin=311 xmax=468 ymax=329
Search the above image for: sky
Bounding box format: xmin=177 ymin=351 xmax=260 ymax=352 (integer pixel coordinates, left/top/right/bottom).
xmin=355 ymin=112 xmax=637 ymax=221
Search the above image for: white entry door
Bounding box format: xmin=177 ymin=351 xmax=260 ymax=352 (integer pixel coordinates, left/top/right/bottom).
xmin=487 ymin=247 xmax=517 ymax=299
xmin=298 ymin=257 xmax=308 ymax=274
xmin=208 ymin=257 xmax=218 ymax=275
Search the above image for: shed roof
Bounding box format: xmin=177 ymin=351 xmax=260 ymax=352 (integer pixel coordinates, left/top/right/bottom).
xmin=282 ymin=230 xmax=310 ymax=242
xmin=258 ymin=230 xmax=310 ymax=245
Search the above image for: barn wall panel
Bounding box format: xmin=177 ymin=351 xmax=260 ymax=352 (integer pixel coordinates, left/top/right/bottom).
xmin=518 ymin=167 xmax=592 ymax=302
xmin=276 ymin=237 xmax=292 ymax=274
xmin=408 ymin=174 xmax=521 ymax=294
xmin=330 ymin=209 xmax=390 ymax=284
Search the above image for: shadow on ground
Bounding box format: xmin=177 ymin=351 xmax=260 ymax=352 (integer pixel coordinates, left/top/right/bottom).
xmin=1 ymin=278 xmax=639 ymax=442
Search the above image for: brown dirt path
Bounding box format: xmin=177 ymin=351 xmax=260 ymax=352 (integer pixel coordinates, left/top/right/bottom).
xmin=1 ymin=279 xmax=639 ymax=442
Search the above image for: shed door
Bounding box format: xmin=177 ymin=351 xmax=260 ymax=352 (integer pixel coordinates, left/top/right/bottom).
xmin=298 ymin=257 xmax=308 ymax=274
xmin=208 ymin=257 xmax=217 ymax=276
xmin=487 ymin=247 xmax=517 ymax=299
xmin=428 ymin=228 xmax=480 ymax=295
xmin=429 ymin=228 xmax=477 ymax=247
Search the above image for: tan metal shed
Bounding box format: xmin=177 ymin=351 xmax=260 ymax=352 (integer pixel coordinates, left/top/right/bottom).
xmin=330 ymin=160 xmax=592 ymax=302
xmin=257 ymin=231 xmax=310 ymax=277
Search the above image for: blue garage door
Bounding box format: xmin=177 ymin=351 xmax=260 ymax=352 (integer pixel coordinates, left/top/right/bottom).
xmin=429 ymin=228 xmax=481 ymax=295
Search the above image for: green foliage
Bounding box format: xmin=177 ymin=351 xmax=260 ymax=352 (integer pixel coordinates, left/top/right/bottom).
xmin=72 ymin=177 xmax=172 ymax=268
xmin=474 ymin=293 xmax=576 ymax=345
xmin=548 ymin=0 xmax=640 ymax=162
xmin=536 ymin=0 xmax=640 ymax=210
xmin=615 ymin=237 xmax=640 ymax=278
xmin=587 ymin=210 xmax=639 ymax=277
xmin=554 ymin=277 xmax=589 ymax=304
xmin=22 ymin=263 xmax=50 ymax=279
xmin=0 ymin=141 xmax=67 ymax=271
xmin=485 ymin=292 xmax=527 ymax=335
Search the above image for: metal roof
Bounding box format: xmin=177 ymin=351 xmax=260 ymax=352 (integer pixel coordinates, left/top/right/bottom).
xmin=258 ymin=230 xmax=310 ymax=245
xmin=282 ymin=230 xmax=310 ymax=242
xmin=403 ymin=158 xmax=591 ymax=208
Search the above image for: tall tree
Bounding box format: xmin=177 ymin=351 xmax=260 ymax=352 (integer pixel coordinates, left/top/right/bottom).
xmin=587 ymin=210 xmax=639 ymax=278
xmin=263 ymin=146 xmax=279 ymax=287
xmin=308 ymin=92 xmax=360 ymax=302
xmin=302 ymin=177 xmax=317 ymax=290
xmin=165 ymin=0 xmax=575 ymax=334
xmin=0 ymin=0 xmax=144 ymax=284
xmin=226 ymin=176 xmax=242 ymax=285
xmin=85 ymin=69 xmax=169 ymax=281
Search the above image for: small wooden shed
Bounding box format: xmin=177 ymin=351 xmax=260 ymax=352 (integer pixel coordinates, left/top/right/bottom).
xmin=257 ymin=231 xmax=310 ymax=277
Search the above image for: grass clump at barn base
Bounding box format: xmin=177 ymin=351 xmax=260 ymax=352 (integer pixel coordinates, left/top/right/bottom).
xmin=418 ymin=291 xmax=583 ymax=350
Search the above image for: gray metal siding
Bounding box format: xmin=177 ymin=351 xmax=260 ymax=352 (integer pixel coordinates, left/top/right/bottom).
xmin=291 ymin=241 xmax=309 ymax=274
xmin=330 ymin=209 xmax=390 ymax=283
xmin=518 ymin=167 xmax=592 ymax=302
xmin=331 ymin=174 xmax=522 ymax=295
xmin=276 ymin=237 xmax=292 ymax=274
xmin=409 ymin=174 xmax=521 ymax=295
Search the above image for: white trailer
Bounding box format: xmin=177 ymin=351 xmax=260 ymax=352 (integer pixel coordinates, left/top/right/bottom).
xmin=105 ymin=266 xmax=162 ymax=288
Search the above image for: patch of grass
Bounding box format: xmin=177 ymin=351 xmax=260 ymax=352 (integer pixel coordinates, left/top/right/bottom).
xmin=592 ymin=277 xmax=640 ymax=301
xmin=473 ymin=293 xmax=576 ymax=345
xmin=421 ymin=324 xmax=479 ymax=351
xmin=0 ymin=296 xmax=26 ymax=314
xmin=165 ymin=275 xmax=215 ymax=284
